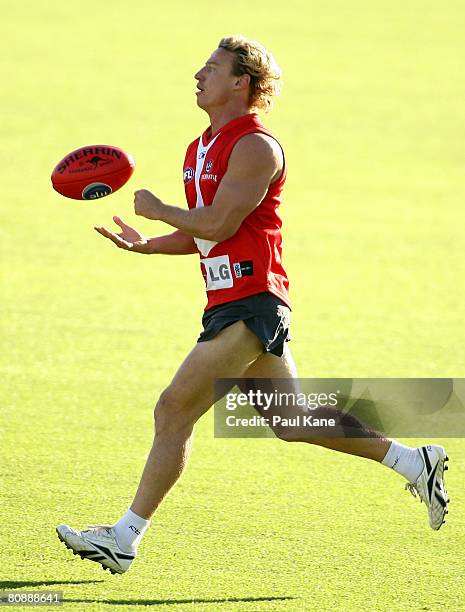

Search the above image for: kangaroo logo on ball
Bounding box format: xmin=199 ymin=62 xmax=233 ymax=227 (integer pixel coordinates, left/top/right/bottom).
xmin=86 ymin=156 xmax=107 ymax=168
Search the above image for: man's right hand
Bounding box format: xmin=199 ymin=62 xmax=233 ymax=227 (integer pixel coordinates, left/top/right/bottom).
xmin=94 ymin=216 xmax=150 ymax=253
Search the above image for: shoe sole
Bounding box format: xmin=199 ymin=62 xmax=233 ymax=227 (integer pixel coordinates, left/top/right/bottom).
xmin=434 ymin=452 xmax=449 ymax=530
xmin=56 ymin=527 xmax=122 ymax=575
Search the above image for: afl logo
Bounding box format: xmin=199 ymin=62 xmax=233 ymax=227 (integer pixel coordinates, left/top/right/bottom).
xmin=82 ymin=182 xmax=112 ymax=200
xmin=184 ymin=167 xmax=194 ymax=184
xmin=205 ymin=160 xmax=213 ymax=172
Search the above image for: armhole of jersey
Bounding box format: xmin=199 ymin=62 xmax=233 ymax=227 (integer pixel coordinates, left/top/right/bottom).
xmin=254 ymin=129 xmax=286 ymax=184
xmin=270 ymin=138 xmax=286 ymax=184
xmin=218 ymin=129 xmax=286 ymax=183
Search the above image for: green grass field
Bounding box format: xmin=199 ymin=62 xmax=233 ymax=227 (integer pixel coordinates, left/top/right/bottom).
xmin=2 ymin=1 xmax=465 ymax=610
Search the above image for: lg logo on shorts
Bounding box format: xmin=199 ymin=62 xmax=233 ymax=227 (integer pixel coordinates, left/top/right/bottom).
xmin=200 ymin=255 xmax=233 ymax=290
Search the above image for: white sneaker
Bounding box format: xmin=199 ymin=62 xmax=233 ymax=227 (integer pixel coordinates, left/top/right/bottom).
xmin=56 ymin=524 xmax=135 ymax=574
xmin=405 ymin=445 xmax=449 ymax=530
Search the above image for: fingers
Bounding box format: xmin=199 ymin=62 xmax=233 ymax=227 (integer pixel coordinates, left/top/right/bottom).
xmin=94 ymin=226 xmax=132 ymax=250
xmin=113 ymin=215 xmax=131 ymax=230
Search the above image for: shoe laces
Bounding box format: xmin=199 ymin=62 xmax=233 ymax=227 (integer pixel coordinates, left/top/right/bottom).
xmin=405 ymin=482 xmax=421 ymax=501
xmin=84 ymin=524 xmax=114 ymax=536
xmin=405 ymin=482 xmax=418 ymax=497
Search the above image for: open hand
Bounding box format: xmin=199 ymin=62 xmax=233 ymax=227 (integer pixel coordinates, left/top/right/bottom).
xmin=94 ymin=216 xmax=150 ymax=253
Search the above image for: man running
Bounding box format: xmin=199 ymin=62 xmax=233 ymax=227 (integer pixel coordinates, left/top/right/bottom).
xmin=56 ymin=35 xmax=449 ymax=575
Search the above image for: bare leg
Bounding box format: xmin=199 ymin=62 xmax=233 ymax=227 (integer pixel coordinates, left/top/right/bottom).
xmin=131 ymin=321 xmax=263 ymax=519
xmin=242 ymin=346 xmax=391 ymax=462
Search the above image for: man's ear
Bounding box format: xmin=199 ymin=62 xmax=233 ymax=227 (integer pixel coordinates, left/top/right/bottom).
xmin=234 ymin=73 xmax=250 ymax=89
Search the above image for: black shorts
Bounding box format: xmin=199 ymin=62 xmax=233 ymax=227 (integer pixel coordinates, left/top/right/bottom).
xmin=197 ymin=292 xmax=291 ymax=357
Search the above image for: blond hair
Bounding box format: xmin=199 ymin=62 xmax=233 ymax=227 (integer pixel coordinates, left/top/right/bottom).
xmin=218 ymin=35 xmax=282 ymax=112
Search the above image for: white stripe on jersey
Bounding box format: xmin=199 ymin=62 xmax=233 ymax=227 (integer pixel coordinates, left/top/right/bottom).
xmin=193 ymin=133 xmax=220 ymax=257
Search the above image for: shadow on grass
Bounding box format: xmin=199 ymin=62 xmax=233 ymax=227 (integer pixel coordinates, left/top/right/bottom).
xmin=66 ymin=596 xmax=295 ymax=606
xmin=1 ymin=580 xmax=104 ymax=589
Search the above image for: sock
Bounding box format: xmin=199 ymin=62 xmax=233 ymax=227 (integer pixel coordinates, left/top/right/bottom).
xmin=381 ymin=440 xmax=424 ymax=482
xmin=113 ymin=509 xmax=150 ymax=553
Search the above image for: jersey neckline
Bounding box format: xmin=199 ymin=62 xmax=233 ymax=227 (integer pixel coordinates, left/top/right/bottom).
xmin=202 ymin=112 xmax=261 ymax=146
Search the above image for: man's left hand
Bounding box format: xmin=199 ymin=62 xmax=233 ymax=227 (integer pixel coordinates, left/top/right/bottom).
xmin=134 ymin=189 xmax=164 ymax=220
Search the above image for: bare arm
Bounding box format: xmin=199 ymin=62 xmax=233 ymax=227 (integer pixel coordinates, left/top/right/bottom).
xmin=147 ymin=230 xmax=197 ymax=254
xmin=94 ymin=216 xmax=196 ymax=255
xmin=133 ymin=133 xmax=283 ymax=241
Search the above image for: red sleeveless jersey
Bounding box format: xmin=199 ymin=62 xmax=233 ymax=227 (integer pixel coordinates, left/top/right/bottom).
xmin=183 ymin=113 xmax=290 ymax=310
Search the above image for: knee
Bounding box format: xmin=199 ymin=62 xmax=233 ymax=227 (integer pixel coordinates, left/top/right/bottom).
xmin=154 ymin=387 xmax=192 ymax=434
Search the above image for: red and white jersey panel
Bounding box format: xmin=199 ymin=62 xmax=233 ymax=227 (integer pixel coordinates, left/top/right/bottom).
xmin=183 ymin=113 xmax=290 ymax=310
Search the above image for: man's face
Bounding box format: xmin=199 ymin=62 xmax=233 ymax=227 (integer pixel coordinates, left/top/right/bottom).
xmin=194 ymin=48 xmax=240 ymax=110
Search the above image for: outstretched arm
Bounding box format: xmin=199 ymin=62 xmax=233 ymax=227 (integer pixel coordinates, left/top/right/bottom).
xmin=133 ymin=133 xmax=283 ymax=242
xmin=94 ymin=216 xmax=197 ymax=255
